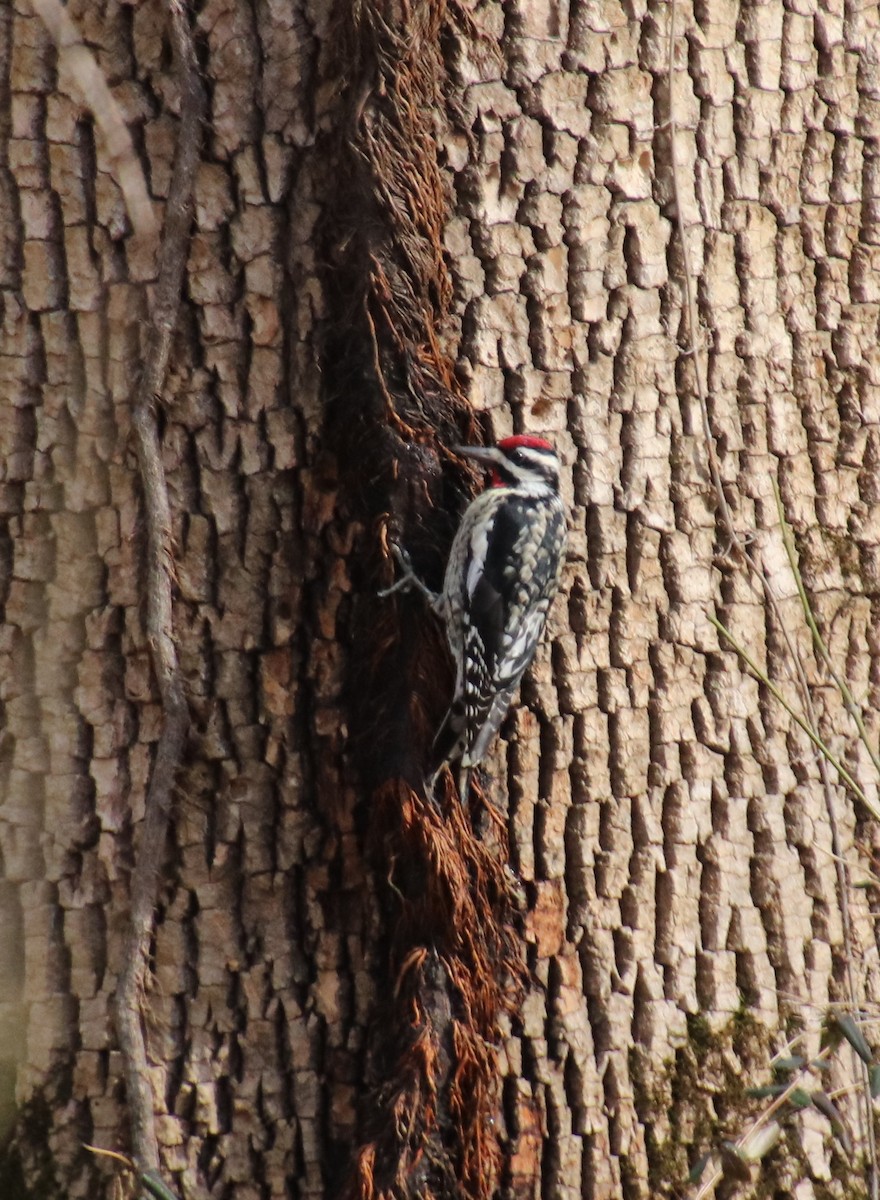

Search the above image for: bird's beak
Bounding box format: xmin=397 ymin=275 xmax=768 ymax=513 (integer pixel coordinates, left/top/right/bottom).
xmin=453 ymin=445 xmax=498 ymax=466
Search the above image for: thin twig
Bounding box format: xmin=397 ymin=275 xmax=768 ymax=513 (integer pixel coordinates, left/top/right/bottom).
xmin=771 ymin=481 xmax=880 ymax=1193
xmin=709 ymin=616 xmax=875 ymax=814
xmin=666 ymin=3 xmax=839 ymax=727
xmin=666 ymin=0 xmax=733 ymax=538
xmin=667 ymin=4 xmax=878 ymax=1195
xmin=774 ymin=478 xmax=880 ymax=780
xmin=111 ymin=0 xmax=204 ymax=1176
xmin=692 ymin=1048 xmax=833 ymax=1200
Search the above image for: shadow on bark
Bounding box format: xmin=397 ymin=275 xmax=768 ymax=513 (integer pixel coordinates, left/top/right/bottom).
xmin=316 ymin=4 xmax=523 ymax=1199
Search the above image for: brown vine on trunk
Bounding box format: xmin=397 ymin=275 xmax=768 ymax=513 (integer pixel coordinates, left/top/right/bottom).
xmin=318 ymin=5 xmax=522 ymax=1199
xmin=111 ymin=0 xmax=205 ymax=1181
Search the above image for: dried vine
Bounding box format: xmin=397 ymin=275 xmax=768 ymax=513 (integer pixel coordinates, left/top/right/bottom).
xmin=111 ymin=0 xmax=205 ymax=1178
xmin=320 ymin=4 xmax=522 ymax=1200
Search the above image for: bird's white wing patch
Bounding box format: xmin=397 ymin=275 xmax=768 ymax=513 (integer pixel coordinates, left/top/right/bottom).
xmin=465 ymin=519 xmax=492 ymax=598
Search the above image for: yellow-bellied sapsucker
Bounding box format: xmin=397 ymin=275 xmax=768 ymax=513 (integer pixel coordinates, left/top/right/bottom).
xmin=382 ymin=435 xmax=566 ymax=796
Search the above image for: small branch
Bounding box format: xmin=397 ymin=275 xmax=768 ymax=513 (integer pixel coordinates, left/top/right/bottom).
xmin=708 ymin=616 xmax=876 ymax=817
xmin=666 ymin=0 xmax=735 ymax=543
xmin=666 ymin=2 xmax=816 ymax=682
xmin=83 ymin=1146 xmax=182 ymax=1200
xmin=27 ymin=0 xmax=158 ymax=239
xmin=112 ymin=0 xmax=205 ymax=1177
xmin=772 ymin=480 xmax=880 ymax=1195
xmin=774 ymin=478 xmax=880 ymax=780
xmin=692 ymin=1048 xmax=833 ymax=1200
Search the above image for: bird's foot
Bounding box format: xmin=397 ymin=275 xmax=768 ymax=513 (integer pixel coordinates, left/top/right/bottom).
xmin=378 ymin=543 xmax=441 ymax=607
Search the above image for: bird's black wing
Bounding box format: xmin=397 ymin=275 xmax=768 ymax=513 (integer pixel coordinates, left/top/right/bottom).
xmin=462 ymin=495 xmax=564 ymax=757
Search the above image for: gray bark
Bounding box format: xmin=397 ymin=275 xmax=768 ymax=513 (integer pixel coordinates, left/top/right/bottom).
xmin=1 ymin=1 xmax=879 ymax=1199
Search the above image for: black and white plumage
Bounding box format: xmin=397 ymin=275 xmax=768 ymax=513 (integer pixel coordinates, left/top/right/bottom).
xmin=429 ymin=436 xmax=566 ymax=788
xmin=381 ymin=435 xmax=566 ymax=795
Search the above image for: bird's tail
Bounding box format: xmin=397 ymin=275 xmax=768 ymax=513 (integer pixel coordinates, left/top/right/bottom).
xmin=461 ymin=685 xmax=518 ymax=769
xmin=427 ymin=684 xmax=520 ymax=802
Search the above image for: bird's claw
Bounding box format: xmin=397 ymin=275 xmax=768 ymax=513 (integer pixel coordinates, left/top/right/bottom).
xmin=378 ymin=542 xmax=440 ymax=606
xmin=378 ymin=543 xmax=416 ymax=598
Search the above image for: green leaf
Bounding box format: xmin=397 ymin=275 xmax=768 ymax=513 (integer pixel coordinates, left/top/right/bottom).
xmin=718 ymin=1142 xmax=752 ymax=1181
xmin=772 ymin=1055 xmax=805 ymax=1073
xmin=811 ymin=1092 xmax=853 ymax=1158
xmin=746 ymin=1085 xmax=788 ymax=1099
xmin=832 ymin=1014 xmax=873 ymax=1066
xmin=787 ymin=1087 xmax=813 ymax=1110
xmin=140 ymin=1172 xmax=181 ymax=1200
xmin=821 ymin=1018 xmax=843 ymax=1054
xmin=870 ymin=1064 xmax=880 ymax=1099
xmin=688 ymin=1152 xmax=712 ymax=1184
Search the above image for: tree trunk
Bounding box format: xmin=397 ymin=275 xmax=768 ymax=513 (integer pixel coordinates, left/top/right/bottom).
xmin=1 ymin=2 xmax=879 ymax=1199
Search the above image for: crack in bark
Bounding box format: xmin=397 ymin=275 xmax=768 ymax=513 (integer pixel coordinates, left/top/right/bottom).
xmin=111 ymin=0 xmax=205 ymax=1180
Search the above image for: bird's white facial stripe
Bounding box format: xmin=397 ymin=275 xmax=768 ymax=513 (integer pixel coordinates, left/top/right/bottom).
xmin=517 ymin=447 xmax=555 ymax=468
xmin=503 ymin=446 xmax=559 ymax=487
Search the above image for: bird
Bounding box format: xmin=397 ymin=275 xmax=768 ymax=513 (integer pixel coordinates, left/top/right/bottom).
xmin=381 ymin=435 xmax=566 ymax=799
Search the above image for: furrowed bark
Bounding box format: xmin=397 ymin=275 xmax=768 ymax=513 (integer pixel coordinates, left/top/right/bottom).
xmin=2 ymin=3 xmax=880 ymax=1199
xmin=319 ymin=5 xmax=519 ymax=1199
xmin=111 ymin=0 xmax=204 ymax=1176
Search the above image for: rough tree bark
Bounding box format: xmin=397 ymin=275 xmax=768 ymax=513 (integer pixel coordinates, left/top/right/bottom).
xmin=1 ymin=2 xmax=879 ymax=1200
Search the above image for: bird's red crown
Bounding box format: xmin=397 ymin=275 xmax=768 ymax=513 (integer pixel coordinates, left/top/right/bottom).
xmin=497 ymin=434 xmax=554 ymax=453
